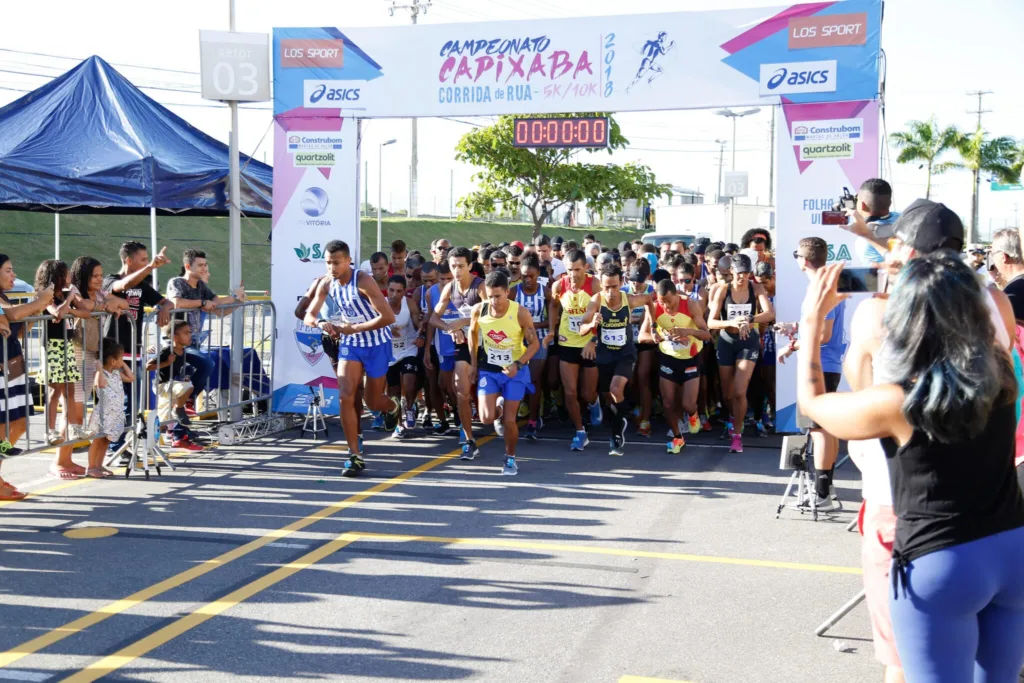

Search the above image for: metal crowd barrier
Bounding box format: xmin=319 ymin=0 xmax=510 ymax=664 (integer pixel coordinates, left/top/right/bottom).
xmin=0 ymin=311 xmax=135 ymax=460
xmin=0 ymin=299 xmax=277 ymax=474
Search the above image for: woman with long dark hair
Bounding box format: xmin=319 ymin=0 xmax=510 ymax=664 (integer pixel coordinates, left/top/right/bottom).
xmin=67 ymin=257 xmax=127 ymax=435
xmin=798 ymin=253 xmax=1024 ymax=682
xmin=34 ymin=260 xmax=84 ymax=449
xmin=0 ymin=254 xmax=55 ymax=499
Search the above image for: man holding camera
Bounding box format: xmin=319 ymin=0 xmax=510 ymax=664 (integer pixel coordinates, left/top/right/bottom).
xmin=779 ymin=237 xmax=846 ymax=511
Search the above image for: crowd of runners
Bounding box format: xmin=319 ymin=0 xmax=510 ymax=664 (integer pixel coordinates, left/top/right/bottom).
xmin=296 ymin=227 xmax=781 ymax=477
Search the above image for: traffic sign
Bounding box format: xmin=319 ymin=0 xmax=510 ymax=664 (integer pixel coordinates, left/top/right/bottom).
xmin=991 ymin=182 xmax=1023 ymax=192
xmin=199 ymin=30 xmax=270 ymax=102
xmin=722 ymin=171 xmax=749 ymax=198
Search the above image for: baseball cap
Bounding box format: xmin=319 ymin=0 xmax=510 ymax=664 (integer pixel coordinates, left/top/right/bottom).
xmin=511 ymin=240 xmax=525 ymax=250
xmin=731 ymin=254 xmax=753 ymax=274
xmin=617 ymin=241 xmax=631 ymax=254
xmin=717 ymin=255 xmax=733 ymax=271
xmin=893 ymin=199 xmax=964 ymax=253
xmin=694 ymin=243 xmax=708 ymax=255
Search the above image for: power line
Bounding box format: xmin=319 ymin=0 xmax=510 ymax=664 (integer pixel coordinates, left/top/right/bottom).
xmin=967 ymin=89 xmax=993 ymax=130
xmin=0 ymin=66 xmax=202 ymax=94
xmin=0 ymin=47 xmax=200 ymax=75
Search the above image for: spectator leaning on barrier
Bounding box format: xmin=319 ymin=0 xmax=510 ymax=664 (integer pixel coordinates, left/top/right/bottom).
xmin=0 ymin=253 xmax=55 ymax=500
xmin=34 ymin=259 xmax=83 ymax=446
xmin=103 ymin=241 xmax=173 ymax=455
xmin=165 ymin=249 xmax=245 ymax=408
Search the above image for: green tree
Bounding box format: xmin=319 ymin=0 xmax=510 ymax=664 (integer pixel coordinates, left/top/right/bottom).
xmin=890 ymin=117 xmax=960 ymax=199
xmin=942 ymin=127 xmax=1018 ymax=243
xmin=454 ymin=113 xmax=670 ymax=237
xmin=1009 ymin=140 xmax=1024 ymax=181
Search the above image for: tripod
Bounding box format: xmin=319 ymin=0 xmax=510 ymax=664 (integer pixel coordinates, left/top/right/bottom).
xmin=103 ymin=407 xmax=175 ymax=480
xmin=301 ymin=385 xmax=329 ymax=440
xmin=776 ymin=430 xmax=823 ymax=522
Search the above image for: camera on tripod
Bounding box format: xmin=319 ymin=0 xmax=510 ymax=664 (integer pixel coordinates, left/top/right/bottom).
xmin=821 ymin=187 xmax=856 ymax=226
xmin=779 ymin=432 xmax=810 ymax=470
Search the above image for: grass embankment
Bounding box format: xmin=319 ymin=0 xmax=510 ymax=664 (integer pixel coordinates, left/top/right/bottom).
xmin=0 ymin=212 xmax=643 ymax=293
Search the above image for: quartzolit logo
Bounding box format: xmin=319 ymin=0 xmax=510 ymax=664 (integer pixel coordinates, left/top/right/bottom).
xmin=486 ymin=329 xmax=508 ymax=344
xmin=301 ymin=187 xmax=329 ymax=217
xmin=759 ymin=60 xmax=837 ymax=96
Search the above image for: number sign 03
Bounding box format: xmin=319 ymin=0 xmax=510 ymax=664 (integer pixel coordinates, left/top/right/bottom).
xmin=512 ymin=116 xmax=610 ymax=149
xmin=199 ymin=30 xmax=271 ymax=102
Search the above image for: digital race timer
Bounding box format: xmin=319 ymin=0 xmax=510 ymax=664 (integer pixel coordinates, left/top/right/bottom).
xmin=512 ymin=116 xmax=610 ymax=149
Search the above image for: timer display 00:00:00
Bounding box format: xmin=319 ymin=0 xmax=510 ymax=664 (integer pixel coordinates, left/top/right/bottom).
xmin=512 ymin=116 xmax=609 ymax=148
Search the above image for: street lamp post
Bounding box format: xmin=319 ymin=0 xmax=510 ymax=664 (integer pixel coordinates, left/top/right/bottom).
xmin=378 ymin=139 xmax=397 ymax=253
xmin=715 ymin=108 xmax=760 ymax=239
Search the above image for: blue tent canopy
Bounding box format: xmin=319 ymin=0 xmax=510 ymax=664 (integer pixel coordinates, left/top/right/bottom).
xmin=0 ymin=56 xmax=272 ymax=216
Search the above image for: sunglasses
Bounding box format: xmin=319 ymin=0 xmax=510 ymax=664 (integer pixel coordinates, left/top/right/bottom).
xmin=680 ymin=278 xmax=693 ymax=284
xmin=793 ymin=250 xmax=804 ymax=260
xmin=752 ymin=237 xmax=767 ymax=245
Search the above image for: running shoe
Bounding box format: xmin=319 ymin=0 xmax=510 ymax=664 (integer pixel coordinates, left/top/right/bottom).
xmin=701 ymin=415 xmax=712 ymax=432
xmin=763 ymin=415 xmax=775 ymax=431
xmin=0 ymin=440 xmax=21 ymax=456
xmin=405 ymin=410 xmax=417 ymax=430
xmin=524 ymin=421 xmax=538 ymax=441
xmin=433 ymin=421 xmax=452 ymax=436
xmin=460 ymin=440 xmax=479 ymax=461
xmin=667 ymin=420 xmax=686 ymax=437
xmin=729 ymin=433 xmax=744 ymax=453
xmin=667 ymin=437 xmax=685 ymax=454
xmin=636 ymin=420 xmax=652 ymax=437
xmin=518 ymin=402 xmax=530 ymax=419
xmin=688 ymin=413 xmax=700 ymax=435
xmin=371 ymin=413 xmax=386 ymax=431
xmin=588 ymin=401 xmax=603 ymax=427
xmin=570 ymin=430 xmax=589 ymax=452
xmin=502 ymin=456 xmax=519 ymax=476
xmin=609 ymin=435 xmax=625 ymax=457
xmin=342 ymin=454 xmax=366 ymax=476
xmin=46 ymin=429 xmax=62 ymax=445
xmin=755 ymin=421 xmax=768 ymax=438
xmin=494 ymin=419 xmax=504 ymax=437
xmin=720 ymin=421 xmax=734 ymax=440
xmin=383 ymin=399 xmax=401 ymax=431
xmin=393 ymin=425 xmax=407 ymax=439
xmin=171 ymin=437 xmax=203 ymax=452
xmin=789 ymin=495 xmax=837 ymax=512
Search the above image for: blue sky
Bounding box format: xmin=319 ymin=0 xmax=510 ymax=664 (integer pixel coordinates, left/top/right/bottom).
xmin=0 ymin=0 xmax=1020 ymax=235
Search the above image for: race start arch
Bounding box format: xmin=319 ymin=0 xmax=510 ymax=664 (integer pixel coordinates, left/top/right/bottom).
xmin=270 ymin=0 xmax=883 ymax=432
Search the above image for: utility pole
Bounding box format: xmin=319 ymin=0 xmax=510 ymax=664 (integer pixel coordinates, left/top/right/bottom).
xmin=966 ymin=90 xmax=993 ymax=243
xmin=364 ymin=160 xmax=369 ymax=217
xmin=714 ymin=139 xmax=727 ymax=203
xmin=449 ymin=169 xmax=454 ymax=218
xmin=389 ymin=0 xmax=431 ymax=218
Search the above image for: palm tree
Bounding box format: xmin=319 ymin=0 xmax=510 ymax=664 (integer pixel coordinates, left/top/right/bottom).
xmin=890 ymin=118 xmax=960 ymax=199
xmin=941 ymin=127 xmax=1017 ymax=243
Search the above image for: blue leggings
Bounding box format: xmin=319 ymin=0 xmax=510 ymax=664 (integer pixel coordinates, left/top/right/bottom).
xmin=889 ymin=526 xmax=1024 ymax=682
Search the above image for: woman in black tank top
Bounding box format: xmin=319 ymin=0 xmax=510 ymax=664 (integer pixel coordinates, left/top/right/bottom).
xmin=707 ymin=254 xmax=773 ymax=452
xmin=796 ymin=253 xmax=1024 ymax=682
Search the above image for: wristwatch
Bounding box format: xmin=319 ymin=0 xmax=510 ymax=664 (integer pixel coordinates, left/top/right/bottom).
xmin=511 ymin=360 xmax=523 ymax=371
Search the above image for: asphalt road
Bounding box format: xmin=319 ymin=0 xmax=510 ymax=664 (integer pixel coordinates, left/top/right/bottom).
xmin=0 ymin=418 xmax=878 ymax=683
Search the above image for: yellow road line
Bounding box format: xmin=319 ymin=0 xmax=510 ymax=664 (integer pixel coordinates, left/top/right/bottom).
xmin=348 ymin=531 xmax=863 ymax=575
xmin=0 ymin=477 xmax=95 ymax=509
xmin=57 ymin=524 xmax=856 ymax=682
xmin=0 ymin=439 xmax=485 ymax=670
xmin=60 ymin=533 xmax=363 ymax=683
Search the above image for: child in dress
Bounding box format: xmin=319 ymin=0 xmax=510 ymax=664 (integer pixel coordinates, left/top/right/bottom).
xmin=86 ymin=339 xmax=134 ymax=478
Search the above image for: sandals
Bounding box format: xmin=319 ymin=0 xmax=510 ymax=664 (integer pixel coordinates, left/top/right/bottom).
xmin=0 ymin=483 xmax=27 ymax=501
xmin=50 ymin=466 xmax=84 ymax=480
xmin=85 ymin=468 xmax=114 ymax=479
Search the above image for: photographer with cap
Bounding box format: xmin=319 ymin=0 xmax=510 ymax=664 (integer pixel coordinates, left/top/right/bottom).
xmin=840 ymin=199 xmax=1015 ymax=683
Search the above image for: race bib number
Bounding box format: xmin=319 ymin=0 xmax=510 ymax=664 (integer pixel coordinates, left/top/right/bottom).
xmin=392 ymin=337 xmax=409 ymax=354
xmin=487 ymin=347 xmax=514 ymax=367
xmin=568 ymin=315 xmax=584 ymax=335
xmin=727 ymin=303 xmax=752 ymax=321
xmin=601 ymin=327 xmax=627 ymax=347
